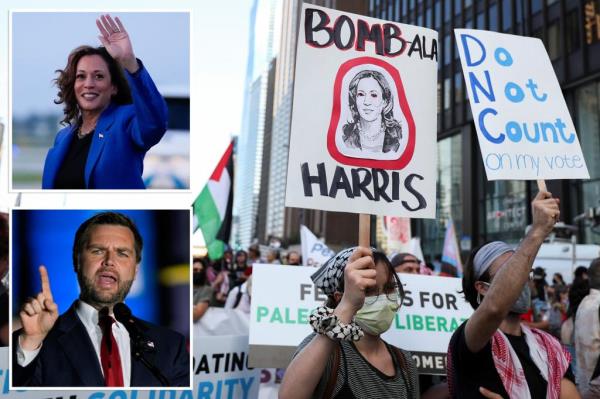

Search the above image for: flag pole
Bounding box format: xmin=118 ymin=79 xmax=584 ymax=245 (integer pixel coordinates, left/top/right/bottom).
xmin=536 ymin=179 xmax=547 ymax=192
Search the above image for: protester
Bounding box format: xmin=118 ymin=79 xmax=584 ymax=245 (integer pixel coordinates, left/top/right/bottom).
xmin=574 ymin=258 xmax=600 ymax=398
xmin=390 ymin=253 xmax=420 ymax=274
xmin=210 ymin=261 xmax=230 ymax=307
xmin=447 ymin=191 xmax=579 ymax=398
xmin=280 ymin=246 xmax=418 ymax=398
xmin=575 ymin=266 xmax=589 ymax=281
xmin=224 ymin=276 xmax=252 ymax=313
xmin=248 ymin=244 xmax=261 ymax=266
xmin=562 ymin=272 xmax=590 ymax=379
xmin=267 ymin=248 xmax=281 ymax=264
xmin=286 ymin=250 xmax=301 ymax=266
xmin=193 ymin=257 xmax=213 ymax=322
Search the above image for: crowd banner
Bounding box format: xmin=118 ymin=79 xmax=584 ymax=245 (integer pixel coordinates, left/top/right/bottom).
xmin=249 ymin=265 xmax=473 ymax=375
xmin=455 ymin=29 xmax=589 ymax=180
xmin=0 ymin=335 xmax=261 ymax=399
xmin=300 ymin=225 xmax=335 ymax=267
xmin=285 ymin=4 xmax=438 ymax=218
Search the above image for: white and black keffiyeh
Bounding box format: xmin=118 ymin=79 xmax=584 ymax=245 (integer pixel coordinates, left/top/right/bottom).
xmin=309 ymin=306 xmax=364 ymax=341
xmin=311 ymin=247 xmax=360 ymax=296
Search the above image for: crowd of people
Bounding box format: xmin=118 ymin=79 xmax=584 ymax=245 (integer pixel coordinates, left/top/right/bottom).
xmin=193 ymin=192 xmax=600 ymax=398
xmin=193 ymin=245 xmax=303 ymax=321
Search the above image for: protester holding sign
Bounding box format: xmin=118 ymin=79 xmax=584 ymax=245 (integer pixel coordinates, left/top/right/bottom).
xmin=279 ymin=247 xmax=418 ymax=398
xmin=446 ymin=191 xmax=579 ymax=398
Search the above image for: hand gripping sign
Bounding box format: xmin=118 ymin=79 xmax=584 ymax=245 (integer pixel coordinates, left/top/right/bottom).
xmin=285 ymin=4 xmax=438 ymax=219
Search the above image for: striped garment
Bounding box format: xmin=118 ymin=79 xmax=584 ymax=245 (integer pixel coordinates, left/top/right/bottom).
xmin=295 ymin=333 xmax=419 ymax=398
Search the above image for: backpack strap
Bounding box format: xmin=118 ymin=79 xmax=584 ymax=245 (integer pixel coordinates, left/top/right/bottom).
xmin=323 ymin=342 xmax=341 ymax=399
xmin=391 ymin=346 xmax=414 ymax=399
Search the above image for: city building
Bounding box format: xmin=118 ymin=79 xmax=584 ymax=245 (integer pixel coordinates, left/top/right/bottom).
xmin=367 ymin=0 xmax=600 ymax=260
xmin=232 ymin=0 xmax=282 ymax=249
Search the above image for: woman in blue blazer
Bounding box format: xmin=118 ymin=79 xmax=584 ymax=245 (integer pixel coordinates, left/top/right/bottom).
xmin=42 ymin=14 xmax=167 ymax=189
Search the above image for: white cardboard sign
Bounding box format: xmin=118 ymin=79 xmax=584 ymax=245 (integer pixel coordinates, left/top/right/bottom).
xmin=249 ymin=265 xmax=473 ymax=374
xmin=455 ymin=29 xmax=589 ymax=180
xmin=285 ymin=4 xmax=438 ymax=218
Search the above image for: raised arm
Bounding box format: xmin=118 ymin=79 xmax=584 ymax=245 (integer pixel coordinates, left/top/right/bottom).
xmin=464 ymin=191 xmax=559 ymax=353
xmin=279 ymin=247 xmax=376 ymax=399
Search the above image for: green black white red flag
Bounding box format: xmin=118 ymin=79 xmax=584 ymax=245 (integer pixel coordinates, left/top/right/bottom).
xmin=193 ymin=141 xmax=234 ymax=260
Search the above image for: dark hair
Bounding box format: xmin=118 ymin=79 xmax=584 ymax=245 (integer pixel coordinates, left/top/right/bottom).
xmin=574 ymin=266 xmax=588 ymax=279
xmin=462 ymin=244 xmax=492 ymax=310
xmin=72 ymin=212 xmax=143 ymax=269
xmin=54 ymin=46 xmax=132 ymax=126
xmin=325 ymin=250 xmax=404 ymax=308
xmin=588 ymin=258 xmax=600 ymax=290
xmin=567 ymin=277 xmax=590 ymax=319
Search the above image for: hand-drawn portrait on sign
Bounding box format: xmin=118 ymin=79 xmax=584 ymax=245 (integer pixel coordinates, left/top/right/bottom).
xmin=334 ymin=64 xmax=409 ymax=161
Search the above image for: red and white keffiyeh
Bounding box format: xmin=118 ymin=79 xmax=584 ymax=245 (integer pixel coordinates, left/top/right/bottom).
xmin=491 ymin=325 xmax=571 ymax=399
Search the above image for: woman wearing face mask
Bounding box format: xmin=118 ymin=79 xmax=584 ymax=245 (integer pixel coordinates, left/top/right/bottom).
xmin=446 ymin=191 xmax=579 ymax=399
xmin=279 ymin=246 xmax=418 ymax=399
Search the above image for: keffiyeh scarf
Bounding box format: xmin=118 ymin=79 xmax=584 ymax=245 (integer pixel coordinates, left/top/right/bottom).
xmin=491 ymin=325 xmax=571 ymax=399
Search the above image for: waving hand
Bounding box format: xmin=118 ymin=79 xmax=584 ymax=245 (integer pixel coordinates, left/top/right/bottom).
xmin=96 ymin=14 xmax=139 ymax=73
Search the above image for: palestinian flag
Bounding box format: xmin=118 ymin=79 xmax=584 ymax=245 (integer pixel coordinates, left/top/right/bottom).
xmin=193 ymin=141 xmax=234 ymax=260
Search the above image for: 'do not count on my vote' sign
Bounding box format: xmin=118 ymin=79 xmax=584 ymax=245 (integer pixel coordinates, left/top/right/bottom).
xmin=455 ymin=29 xmax=589 ymax=180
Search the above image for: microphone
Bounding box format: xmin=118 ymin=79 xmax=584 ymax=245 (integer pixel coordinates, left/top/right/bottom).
xmin=113 ymin=303 xmax=170 ymax=386
xmin=113 ymin=303 xmax=155 ymax=352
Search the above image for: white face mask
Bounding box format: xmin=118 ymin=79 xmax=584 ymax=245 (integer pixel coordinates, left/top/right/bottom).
xmin=354 ymin=294 xmax=400 ymax=336
xmin=478 ymin=282 xmax=531 ymax=314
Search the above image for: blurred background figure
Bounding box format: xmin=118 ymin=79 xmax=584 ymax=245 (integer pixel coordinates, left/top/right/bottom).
xmin=286 ymin=250 xmax=301 ymax=266
xmin=390 ymin=252 xmax=420 ymax=274
xmin=193 ymin=257 xmax=213 ymax=322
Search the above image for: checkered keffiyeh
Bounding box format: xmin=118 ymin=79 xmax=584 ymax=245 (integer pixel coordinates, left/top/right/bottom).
xmin=491 ymin=325 xmax=571 ymax=399
xmin=311 ymin=247 xmax=375 ymax=296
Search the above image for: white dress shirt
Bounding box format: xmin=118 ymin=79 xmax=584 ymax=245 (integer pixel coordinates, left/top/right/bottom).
xmin=16 ymin=300 xmax=132 ymax=386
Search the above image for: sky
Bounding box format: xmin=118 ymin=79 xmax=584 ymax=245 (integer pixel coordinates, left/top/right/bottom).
xmin=0 ymin=1 xmax=252 ymax=211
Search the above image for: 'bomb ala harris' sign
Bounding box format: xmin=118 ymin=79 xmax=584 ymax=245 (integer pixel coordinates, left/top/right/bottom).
xmin=285 ymin=4 xmax=438 ymax=218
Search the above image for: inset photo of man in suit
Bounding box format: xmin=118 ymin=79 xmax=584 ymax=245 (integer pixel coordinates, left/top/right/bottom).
xmin=11 ymin=210 xmax=191 ymax=388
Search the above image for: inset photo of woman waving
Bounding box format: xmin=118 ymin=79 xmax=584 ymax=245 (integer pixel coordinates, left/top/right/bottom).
xmin=11 ymin=12 xmax=190 ymax=190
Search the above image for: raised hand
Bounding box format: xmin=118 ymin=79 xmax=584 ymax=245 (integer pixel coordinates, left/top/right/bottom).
xmin=96 ymin=14 xmax=138 ymax=73
xmin=19 ymin=265 xmax=59 ymax=350
xmin=531 ymin=190 xmax=560 ymax=237
xmin=335 ymin=247 xmax=377 ymax=322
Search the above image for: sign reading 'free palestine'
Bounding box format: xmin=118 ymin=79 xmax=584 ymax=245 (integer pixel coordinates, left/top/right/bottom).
xmin=455 ymin=29 xmax=589 ymax=180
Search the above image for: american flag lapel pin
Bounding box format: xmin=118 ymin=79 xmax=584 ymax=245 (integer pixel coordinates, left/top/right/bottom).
xmin=99 ymin=133 xmax=104 ymax=139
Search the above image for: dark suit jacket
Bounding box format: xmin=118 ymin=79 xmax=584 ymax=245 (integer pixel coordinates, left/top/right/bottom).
xmin=41 ymin=62 xmax=168 ymax=189
xmin=12 ymin=303 xmax=189 ymax=387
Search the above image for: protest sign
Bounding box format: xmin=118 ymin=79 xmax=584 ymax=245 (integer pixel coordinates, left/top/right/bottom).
xmin=455 ymin=29 xmax=589 ymax=180
xmin=249 ymin=265 xmax=472 ymax=374
xmin=383 ymin=216 xmax=411 ymax=253
xmin=300 ymin=225 xmax=335 ymax=267
xmin=285 ymin=4 xmax=438 ymax=218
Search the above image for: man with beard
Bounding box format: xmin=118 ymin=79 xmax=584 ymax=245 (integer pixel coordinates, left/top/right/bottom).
xmin=446 ymin=191 xmax=578 ymax=398
xmin=12 ymin=212 xmax=189 ymax=387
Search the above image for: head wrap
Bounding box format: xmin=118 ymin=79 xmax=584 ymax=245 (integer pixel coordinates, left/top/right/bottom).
xmin=311 ymin=247 xmax=377 ymax=296
xmin=473 ymin=241 xmax=514 ymax=280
